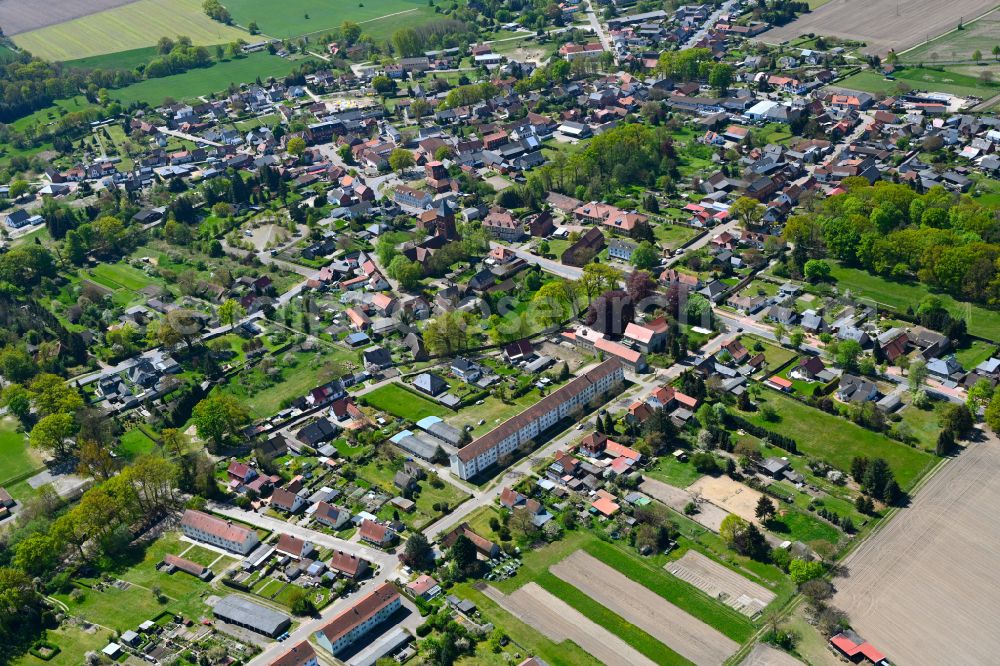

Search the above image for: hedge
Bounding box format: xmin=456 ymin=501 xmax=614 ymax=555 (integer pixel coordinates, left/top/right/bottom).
xmin=29 ymin=641 xmax=60 ymax=661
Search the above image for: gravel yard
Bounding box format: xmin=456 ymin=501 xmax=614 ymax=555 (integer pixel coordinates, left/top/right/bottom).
xmin=688 ymin=475 xmax=765 ymax=526
xmin=551 ymin=551 xmax=738 ymax=666
xmin=640 ymin=477 xmax=730 ymax=532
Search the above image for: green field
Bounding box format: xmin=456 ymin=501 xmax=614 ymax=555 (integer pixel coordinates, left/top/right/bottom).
xmin=64 ymin=46 xmax=159 ymax=71
xmin=118 ymin=428 xmax=158 ymax=460
xmin=363 ymin=382 xmax=448 ymax=421
xmin=225 ymin=0 xmax=429 ymax=39
xmin=828 ymin=262 xmax=1000 ymax=342
xmin=743 ymin=389 xmax=936 ymax=490
xmin=644 ymin=456 xmax=705 ymax=488
xmin=12 ymin=624 xmax=111 ymax=666
xmin=838 ymin=66 xmax=999 ymax=99
xmin=0 ymin=417 xmax=38 ymax=486
xmin=110 ymin=51 xmax=312 ymax=106
xmin=900 ymin=10 xmax=1000 ymax=64
xmin=12 ymin=0 xmax=247 ymax=61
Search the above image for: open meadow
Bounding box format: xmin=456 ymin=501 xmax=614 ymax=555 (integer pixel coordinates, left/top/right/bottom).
xmin=762 ymin=0 xmax=998 ymax=55
xmin=837 ymin=67 xmax=999 ymax=99
xmin=899 ymin=8 xmax=1000 ymax=63
xmin=223 ymin=0 xmax=431 ymax=39
xmin=11 ymin=0 xmax=247 ymax=61
xmin=835 ymin=433 xmax=1000 ymax=665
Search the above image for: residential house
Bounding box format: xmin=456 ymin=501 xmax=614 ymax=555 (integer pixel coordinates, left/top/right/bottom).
xmin=314 ymin=502 xmax=351 ymax=530
xmin=270 ymin=487 xmax=306 ymax=514
xmin=358 ymin=519 xmax=395 ymax=547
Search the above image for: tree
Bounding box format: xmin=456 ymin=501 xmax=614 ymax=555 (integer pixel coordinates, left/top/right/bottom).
xmin=755 ymin=495 xmax=776 ymax=521
xmin=789 ymin=329 xmax=805 ymax=348
xmin=8 ymin=179 xmax=30 ymax=200
xmin=730 ymin=196 xmax=764 ymax=229
xmin=968 ymin=377 xmax=995 ymax=413
xmin=218 ymin=298 xmax=245 ymax=331
xmin=77 ymin=439 xmax=117 ymax=480
xmin=285 ymin=587 xmax=317 ymax=615
xmin=631 ymin=241 xmax=659 ymax=269
xmin=286 ymin=137 xmax=307 ymax=157
xmin=908 ymin=359 xmax=928 ymax=394
xmin=939 ymin=402 xmax=974 ymax=439
xmin=191 ymin=394 xmax=251 ymax=447
xmin=29 ymin=373 xmax=83 ymax=417
xmin=789 ymin=558 xmax=825 ymax=584
xmin=402 ymin=533 xmax=432 ymax=568
xmin=450 ymin=534 xmax=479 ymax=579
xmin=974 ymin=49 xmax=982 ymax=62
xmin=30 ymin=413 xmax=77 ymax=458
xmin=0 ymin=346 xmax=36 ymax=384
xmin=1 ymin=384 xmax=31 ymax=421
xmin=986 ymin=392 xmax=1000 ymax=432
xmin=389 ymin=148 xmax=415 ymax=173
xmin=708 ymin=63 xmax=733 ymax=94
xmin=835 ymin=339 xmax=862 ymax=371
xmin=387 ymin=255 xmax=423 ymax=291
xmin=803 ymin=259 xmax=831 ymax=282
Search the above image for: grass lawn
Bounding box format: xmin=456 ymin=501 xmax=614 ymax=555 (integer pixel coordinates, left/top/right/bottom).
xmin=829 ymin=262 xmax=1000 ymax=342
xmin=364 ymin=383 xmax=447 ymax=422
xmin=221 ymin=345 xmax=359 ymax=419
xmin=0 ymin=417 xmax=39 ymax=486
xmin=447 ymin=386 xmax=556 ymax=437
xmin=225 ymin=0 xmax=428 ymax=38
xmin=451 ymin=582 xmax=602 ymax=666
xmin=896 ymin=399 xmax=948 ymax=452
xmin=954 ymin=339 xmax=996 ymax=370
xmin=644 ymin=456 xmax=705 ymax=489
xmin=56 ymin=532 xmax=217 ymax=632
xmin=12 ymin=0 xmax=247 ymax=60
xmin=179 ymin=544 xmax=223 ymax=567
xmin=110 ymin=52 xmax=313 ymax=106
xmin=740 ymin=335 xmax=797 ymax=370
xmin=765 ymin=509 xmax=840 ymax=547
xmin=899 ymin=11 xmax=1000 ymax=64
xmin=653 ymin=223 xmax=700 ymax=249
xmin=839 ymin=66 xmax=999 ymax=99
xmin=333 ymin=437 xmax=366 ymax=457
xmin=741 ymin=388 xmax=936 ymax=490
xmin=11 ymin=624 xmax=112 ymax=666
xmin=118 ymin=428 xmax=158 ymax=460
xmin=534 ymin=571 xmax=691 ymax=666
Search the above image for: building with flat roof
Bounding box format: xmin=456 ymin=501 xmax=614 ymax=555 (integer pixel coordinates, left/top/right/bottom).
xmin=450 ymin=360 xmax=624 ymax=480
xmin=213 ymin=595 xmax=291 ymax=637
xmin=314 ymin=581 xmax=401 ymax=655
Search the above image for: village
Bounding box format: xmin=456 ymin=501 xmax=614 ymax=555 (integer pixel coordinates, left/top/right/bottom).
xmin=2 ymin=0 xmax=1000 ymax=665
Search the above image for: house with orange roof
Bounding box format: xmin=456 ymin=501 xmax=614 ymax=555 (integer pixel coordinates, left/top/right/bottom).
xmin=591 ymin=495 xmax=620 ymax=517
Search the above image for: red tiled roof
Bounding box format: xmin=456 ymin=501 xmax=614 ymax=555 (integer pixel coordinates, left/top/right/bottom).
xmin=328 ymin=550 xmax=369 ymax=577
xmin=164 ymin=554 xmax=207 ymax=577
xmin=181 ymin=510 xmax=253 ymax=545
xmin=359 ymin=519 xmax=390 ymax=544
xmin=270 ymin=641 xmax=317 ymax=666
xmin=317 ymin=582 xmax=399 ymax=644
xmin=457 ymin=360 xmax=623 ymax=463
xmin=406 ymin=574 xmax=439 ymax=596
xmin=276 ymin=533 xmax=309 ymax=558
xmin=831 ymin=633 xmax=886 ymax=663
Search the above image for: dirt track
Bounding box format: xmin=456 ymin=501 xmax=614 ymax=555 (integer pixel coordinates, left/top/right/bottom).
xmin=835 ymin=433 xmax=1000 ymax=665
xmin=0 ymin=0 xmax=139 ymax=35
xmin=484 ymin=582 xmax=657 ymax=666
xmin=761 ymin=0 xmax=997 ymax=55
xmin=551 ymin=551 xmax=738 ymax=665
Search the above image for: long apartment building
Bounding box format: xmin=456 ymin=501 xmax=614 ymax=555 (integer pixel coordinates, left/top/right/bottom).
xmin=450 ymin=359 xmax=625 ymax=480
xmin=314 ymin=581 xmax=401 ymax=655
xmin=180 ymin=509 xmax=260 ymax=555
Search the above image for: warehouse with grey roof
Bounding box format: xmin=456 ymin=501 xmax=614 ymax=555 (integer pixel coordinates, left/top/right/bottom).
xmin=212 ymin=594 xmax=291 ymax=637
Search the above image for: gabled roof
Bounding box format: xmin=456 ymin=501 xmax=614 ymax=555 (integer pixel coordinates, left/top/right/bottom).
xmin=316 ymin=581 xmax=399 ymax=644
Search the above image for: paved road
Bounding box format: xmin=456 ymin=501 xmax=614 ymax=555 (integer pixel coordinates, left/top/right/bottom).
xmin=490 ymin=241 xmax=583 ymax=280
xmin=584 ymin=0 xmax=612 ymax=52
xmin=157 ymin=126 xmax=222 ymax=147
xmin=682 ymin=0 xmax=738 ymax=48
xmin=215 ymin=502 xmax=403 ymax=666
xmin=420 ymin=367 xmax=668 ymax=540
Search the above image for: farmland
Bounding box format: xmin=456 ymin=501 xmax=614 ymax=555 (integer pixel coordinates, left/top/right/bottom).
xmin=0 ymin=0 xmax=138 ymax=36
xmin=110 ymin=52 xmax=313 ymax=106
xmin=828 ymin=262 xmax=1000 ymax=342
xmin=836 ymin=432 xmax=1000 ymax=665
xmin=837 ymin=66 xmax=999 ymax=99
xmin=224 ymin=0 xmax=431 ymax=39
xmin=11 ymin=0 xmax=247 ymax=61
xmin=899 ymin=8 xmax=1000 ymax=63
xmin=762 ymin=0 xmax=998 ymax=55
xmin=741 ymin=388 xmax=936 ymax=490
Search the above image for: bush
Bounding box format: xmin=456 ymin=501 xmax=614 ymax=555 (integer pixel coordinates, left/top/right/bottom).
xmin=415 ymin=622 xmax=432 ymax=637
xmin=29 ymin=641 xmax=61 ymax=661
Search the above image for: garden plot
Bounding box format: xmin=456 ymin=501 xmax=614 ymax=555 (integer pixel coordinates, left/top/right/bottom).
xmin=687 ymin=475 xmax=764 ymax=525
xmin=640 ymin=477 xmax=729 ymax=532
xmin=740 ymin=642 xmax=803 ymax=666
xmin=550 ymin=551 xmax=738 ymax=666
xmin=483 ymin=582 xmax=657 ymax=666
xmin=666 ymin=551 xmax=775 ymax=618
